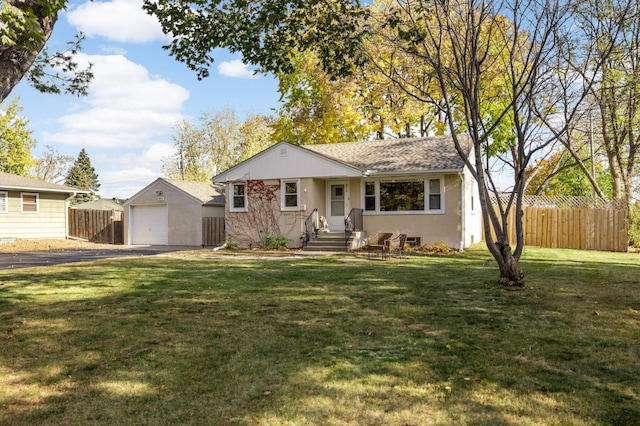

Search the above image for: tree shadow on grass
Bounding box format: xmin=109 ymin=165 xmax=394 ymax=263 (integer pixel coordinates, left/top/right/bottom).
xmin=1 ymin=254 xmax=639 ymax=425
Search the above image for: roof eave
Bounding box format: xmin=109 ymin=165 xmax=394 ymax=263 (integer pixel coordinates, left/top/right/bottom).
xmin=363 ymin=168 xmax=465 ymax=177
xmin=0 ymin=185 xmax=90 ymax=194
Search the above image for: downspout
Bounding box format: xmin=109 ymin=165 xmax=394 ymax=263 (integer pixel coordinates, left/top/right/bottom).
xmin=458 ymin=172 xmax=465 ymax=251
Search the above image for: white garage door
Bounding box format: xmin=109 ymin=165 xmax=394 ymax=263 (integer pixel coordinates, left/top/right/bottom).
xmin=131 ymin=205 xmax=168 ymax=245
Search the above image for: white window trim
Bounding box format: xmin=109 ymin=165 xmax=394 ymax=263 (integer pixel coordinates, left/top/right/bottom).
xmin=364 ymin=181 xmax=377 ymax=212
xmin=0 ymin=191 xmax=7 ymax=214
xmin=362 ymin=176 xmax=445 ymax=214
xmin=21 ymin=192 xmax=39 ymax=214
xmin=427 ymin=177 xmax=444 ymax=212
xmin=229 ymin=183 xmax=248 ymax=212
xmin=280 ymin=179 xmax=301 ymax=211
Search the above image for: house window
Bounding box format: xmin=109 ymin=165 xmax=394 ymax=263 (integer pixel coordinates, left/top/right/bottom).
xmin=230 ymin=183 xmax=247 ymax=211
xmin=281 ymin=180 xmax=300 ymax=210
xmin=0 ymin=192 xmax=7 ymax=213
xmin=429 ymin=179 xmax=442 ymax=210
xmin=364 ymin=182 xmax=376 ymax=211
xmin=364 ymin=177 xmax=444 ymax=213
xmin=21 ymin=193 xmax=39 ymax=213
xmin=380 ymin=180 xmax=425 ymax=211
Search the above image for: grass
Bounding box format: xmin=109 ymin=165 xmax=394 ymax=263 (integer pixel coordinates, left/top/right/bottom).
xmin=1 ymin=246 xmax=639 ymax=425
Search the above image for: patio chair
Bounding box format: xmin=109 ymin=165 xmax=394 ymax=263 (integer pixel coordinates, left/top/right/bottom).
xmin=385 ymin=234 xmax=407 ymax=258
xmin=366 ymin=232 xmax=393 ymax=259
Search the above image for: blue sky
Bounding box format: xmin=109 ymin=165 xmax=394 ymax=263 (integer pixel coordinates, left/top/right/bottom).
xmin=11 ymin=0 xmax=281 ymax=199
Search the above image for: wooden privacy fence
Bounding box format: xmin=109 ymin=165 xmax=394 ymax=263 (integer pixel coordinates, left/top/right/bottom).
xmin=68 ymin=208 xmax=124 ymax=244
xmin=202 ymin=217 xmax=225 ymax=246
xmin=489 ymin=206 xmax=628 ymax=252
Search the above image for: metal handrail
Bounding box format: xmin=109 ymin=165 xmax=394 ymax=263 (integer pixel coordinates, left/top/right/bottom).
xmin=302 ymin=208 xmax=318 ymax=246
xmin=344 ymin=208 xmax=363 ymax=247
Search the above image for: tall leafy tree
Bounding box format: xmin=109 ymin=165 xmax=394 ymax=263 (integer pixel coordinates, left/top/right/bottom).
xmin=525 ymin=149 xmax=612 ymax=198
xmin=31 ymin=144 xmax=74 ymax=183
xmin=273 ymin=46 xmax=445 ymax=144
xmin=540 ymin=0 xmax=640 ymax=207
xmin=272 ymin=51 xmax=374 ymax=144
xmin=0 ymin=97 xmax=36 ymax=175
xmin=162 ymin=109 xmax=275 ymax=181
xmin=65 ymin=148 xmax=99 ymax=204
xmin=380 ymin=0 xmax=627 ymax=284
xmin=0 ymin=1 xmax=93 ymax=102
xmin=589 ymin=1 xmax=640 ymax=206
xmin=238 ymin=114 xmax=277 ymax=161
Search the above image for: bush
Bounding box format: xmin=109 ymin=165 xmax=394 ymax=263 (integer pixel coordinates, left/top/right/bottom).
xmin=223 ymin=238 xmax=238 ymax=249
xmin=260 ymin=232 xmax=289 ymax=250
xmin=417 ymin=241 xmax=454 ymax=254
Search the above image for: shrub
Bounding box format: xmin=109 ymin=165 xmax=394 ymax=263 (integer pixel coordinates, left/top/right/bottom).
xmin=223 ymin=238 xmax=238 ymax=249
xmin=418 ymin=242 xmax=453 ymax=254
xmin=260 ymin=232 xmax=289 ymax=250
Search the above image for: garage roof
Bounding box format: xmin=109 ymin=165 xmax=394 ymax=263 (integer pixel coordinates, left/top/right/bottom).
xmin=159 ymin=179 xmax=225 ymax=206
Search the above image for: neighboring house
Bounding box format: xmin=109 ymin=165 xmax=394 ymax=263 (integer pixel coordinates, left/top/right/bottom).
xmin=0 ymin=171 xmax=89 ymax=240
xmin=72 ymin=198 xmax=124 ymax=211
xmin=212 ymin=136 xmax=482 ymax=250
xmin=123 ymin=178 xmax=225 ymax=246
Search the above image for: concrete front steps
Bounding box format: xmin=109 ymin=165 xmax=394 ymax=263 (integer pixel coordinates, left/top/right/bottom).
xmin=302 ymin=231 xmax=353 ymax=252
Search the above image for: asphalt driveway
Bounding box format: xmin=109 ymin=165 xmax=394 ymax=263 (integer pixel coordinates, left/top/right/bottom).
xmin=0 ymin=246 xmax=197 ymax=270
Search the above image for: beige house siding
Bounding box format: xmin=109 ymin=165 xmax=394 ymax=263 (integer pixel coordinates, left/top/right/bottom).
xmin=305 ymin=178 xmax=326 ymax=219
xmin=225 ymin=175 xmax=474 ymax=249
xmin=226 ymin=178 xmax=326 ymax=248
xmin=0 ymin=191 xmax=68 ymax=239
xmin=362 ymin=175 xmax=463 ymax=248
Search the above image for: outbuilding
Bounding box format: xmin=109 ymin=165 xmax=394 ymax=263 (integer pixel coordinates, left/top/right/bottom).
xmin=123 ymin=178 xmax=225 ymax=246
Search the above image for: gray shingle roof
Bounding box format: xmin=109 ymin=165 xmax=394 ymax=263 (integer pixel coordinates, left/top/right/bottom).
xmin=304 ymin=135 xmax=471 ymax=174
xmin=162 ymin=178 xmax=225 ymax=205
xmin=72 ymin=198 xmax=124 ymax=211
xmin=0 ymin=171 xmax=89 ymax=193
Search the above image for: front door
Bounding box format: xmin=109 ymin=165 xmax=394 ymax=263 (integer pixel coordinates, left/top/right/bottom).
xmin=326 ymin=182 xmax=348 ymax=231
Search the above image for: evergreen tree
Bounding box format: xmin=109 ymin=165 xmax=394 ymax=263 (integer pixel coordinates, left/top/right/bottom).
xmin=65 ymin=148 xmax=100 ymax=204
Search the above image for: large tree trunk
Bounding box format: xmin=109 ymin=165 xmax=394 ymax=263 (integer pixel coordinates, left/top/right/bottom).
xmin=0 ymin=1 xmax=58 ymax=103
xmin=494 ymin=243 xmax=524 ymax=286
xmin=482 ymin=208 xmax=525 ymax=287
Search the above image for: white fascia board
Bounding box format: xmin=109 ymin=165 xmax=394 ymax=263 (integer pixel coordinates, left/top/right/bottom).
xmin=213 ymin=141 xmax=363 ymax=182
xmin=0 ymin=185 xmax=89 ymax=194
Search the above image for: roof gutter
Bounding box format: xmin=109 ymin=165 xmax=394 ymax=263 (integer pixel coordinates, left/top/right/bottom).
xmin=1 ymin=185 xmax=90 ymax=194
xmin=362 ymin=168 xmax=465 ymax=177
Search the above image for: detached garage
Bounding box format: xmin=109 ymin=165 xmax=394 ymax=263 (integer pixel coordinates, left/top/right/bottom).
xmin=123 ymin=178 xmax=225 ymax=246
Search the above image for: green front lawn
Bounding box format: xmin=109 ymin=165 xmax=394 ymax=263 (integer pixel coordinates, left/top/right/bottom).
xmin=1 ymin=247 xmax=639 ymax=425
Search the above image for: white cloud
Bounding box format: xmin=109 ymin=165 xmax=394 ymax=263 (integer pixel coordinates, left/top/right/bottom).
xmin=97 ymin=142 xmax=174 ymax=170
xmin=98 ymin=167 xmax=160 ymax=199
xmin=95 ymin=143 xmax=174 ymax=198
xmin=217 ymin=59 xmax=259 ymax=79
xmin=43 ymin=54 xmax=189 ymax=149
xmin=67 ymin=0 xmax=166 ymax=43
